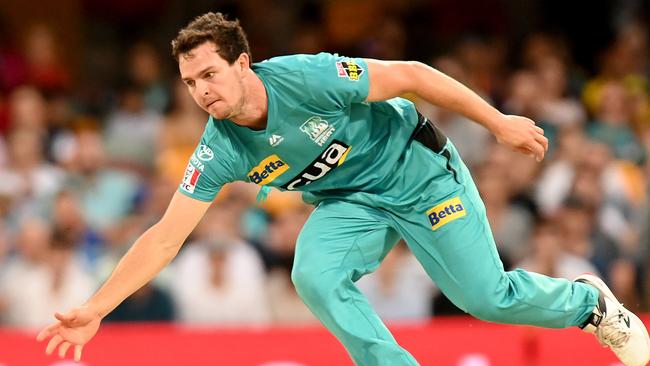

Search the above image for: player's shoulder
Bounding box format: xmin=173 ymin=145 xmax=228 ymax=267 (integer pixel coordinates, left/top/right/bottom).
xmin=253 ymin=52 xmax=343 ymax=73
xmin=200 ymin=116 xmax=240 ymax=160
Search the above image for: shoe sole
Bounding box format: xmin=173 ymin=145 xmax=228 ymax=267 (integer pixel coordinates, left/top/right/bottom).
xmin=576 ymin=273 xmax=650 ymax=365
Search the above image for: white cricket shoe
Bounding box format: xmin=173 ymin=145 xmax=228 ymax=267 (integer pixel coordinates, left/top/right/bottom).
xmin=575 ymin=274 xmax=650 ymax=366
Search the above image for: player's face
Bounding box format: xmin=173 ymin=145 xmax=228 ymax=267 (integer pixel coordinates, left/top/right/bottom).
xmin=178 ymin=41 xmax=246 ymax=120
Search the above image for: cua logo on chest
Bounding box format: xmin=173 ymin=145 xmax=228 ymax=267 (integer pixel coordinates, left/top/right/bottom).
xmin=281 ymin=140 xmax=351 ymax=191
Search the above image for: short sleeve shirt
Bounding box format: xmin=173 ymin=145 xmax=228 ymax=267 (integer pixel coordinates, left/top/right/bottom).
xmin=178 ymin=53 xmax=419 ymax=202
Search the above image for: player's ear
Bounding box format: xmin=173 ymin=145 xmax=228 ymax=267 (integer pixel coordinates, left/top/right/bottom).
xmin=237 ymin=53 xmax=250 ymax=73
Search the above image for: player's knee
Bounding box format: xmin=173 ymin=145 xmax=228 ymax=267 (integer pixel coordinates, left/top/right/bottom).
xmin=291 ymin=263 xmax=346 ymax=306
xmin=465 ymin=300 xmax=507 ymax=322
xmin=291 ymin=264 xmax=321 ymax=299
xmin=463 ymin=278 xmax=514 ymax=322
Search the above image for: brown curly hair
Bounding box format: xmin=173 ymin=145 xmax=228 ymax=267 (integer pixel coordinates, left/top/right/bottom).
xmin=171 ymin=12 xmax=251 ymax=64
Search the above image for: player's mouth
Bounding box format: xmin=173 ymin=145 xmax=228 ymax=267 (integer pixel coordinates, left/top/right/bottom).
xmin=206 ymin=99 xmax=219 ymax=108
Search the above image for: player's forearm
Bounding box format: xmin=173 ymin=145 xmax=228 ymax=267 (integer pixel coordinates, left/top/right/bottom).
xmin=83 ymin=224 xmax=182 ymax=318
xmin=411 ymin=62 xmax=505 ymax=133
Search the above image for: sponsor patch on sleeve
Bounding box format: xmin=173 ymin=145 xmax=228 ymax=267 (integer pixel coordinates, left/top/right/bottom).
xmin=335 ymin=60 xmax=364 ymax=81
xmin=181 ymin=162 xmax=201 ymax=194
xmin=426 ymin=197 xmax=466 ymax=230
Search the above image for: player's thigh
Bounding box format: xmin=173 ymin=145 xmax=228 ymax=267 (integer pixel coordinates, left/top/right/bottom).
xmin=396 ymin=169 xmax=505 ymax=311
xmin=296 ymin=200 xmax=400 ymax=279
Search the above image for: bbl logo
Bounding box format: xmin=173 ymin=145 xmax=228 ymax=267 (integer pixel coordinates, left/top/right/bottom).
xmin=300 ymin=116 xmax=336 ymax=146
xmin=248 ymin=154 xmax=289 ymax=186
xmin=336 ymin=60 xmax=364 ymax=81
xmin=427 ymin=197 xmax=466 ymax=230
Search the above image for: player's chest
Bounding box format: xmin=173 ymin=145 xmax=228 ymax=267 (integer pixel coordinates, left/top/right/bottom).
xmin=238 ymin=113 xmax=352 ymax=189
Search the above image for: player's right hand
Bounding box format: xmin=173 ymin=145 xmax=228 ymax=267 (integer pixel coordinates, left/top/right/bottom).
xmin=36 ymin=305 xmax=102 ymax=362
xmin=493 ymin=114 xmax=548 ymax=162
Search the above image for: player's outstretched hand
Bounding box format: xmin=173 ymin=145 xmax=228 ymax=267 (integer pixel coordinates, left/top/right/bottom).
xmin=36 ymin=305 xmax=102 ymax=362
xmin=493 ymin=115 xmax=548 ymax=162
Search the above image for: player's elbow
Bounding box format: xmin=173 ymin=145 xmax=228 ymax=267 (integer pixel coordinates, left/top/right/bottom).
xmin=393 ymin=61 xmax=424 ymax=95
xmin=408 ymin=61 xmax=436 ymax=95
xmin=145 ymin=222 xmax=185 ymax=254
xmin=366 ymin=60 xmax=423 ymax=101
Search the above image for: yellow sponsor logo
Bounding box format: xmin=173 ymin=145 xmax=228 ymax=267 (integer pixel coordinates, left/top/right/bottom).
xmin=426 ymin=197 xmax=466 ymax=230
xmin=248 ymin=155 xmax=289 ymax=185
xmin=347 ymin=61 xmax=360 ymax=80
xmin=335 ymin=60 xmax=365 ymax=81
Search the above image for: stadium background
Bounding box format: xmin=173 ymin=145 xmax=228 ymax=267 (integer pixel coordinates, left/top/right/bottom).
xmin=0 ymin=0 xmax=649 ymax=365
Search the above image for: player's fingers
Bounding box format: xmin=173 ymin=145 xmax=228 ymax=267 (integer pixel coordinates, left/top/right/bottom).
xmin=515 ymin=146 xmax=533 ymax=156
xmin=37 ymin=323 xmax=60 ymax=342
xmin=58 ymin=341 xmax=72 ymax=358
xmin=55 ymin=311 xmax=75 ymax=323
xmin=74 ymin=345 xmax=83 ymax=362
xmin=535 ymin=132 xmax=549 ymax=152
xmin=534 ymin=125 xmax=544 ymax=135
xmin=529 ymin=140 xmax=545 ymax=162
xmin=46 ymin=334 xmax=63 ymax=355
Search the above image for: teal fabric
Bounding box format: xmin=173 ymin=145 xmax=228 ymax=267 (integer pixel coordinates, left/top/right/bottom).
xmin=174 ymin=52 xmax=600 ymax=365
xmin=293 ymin=141 xmax=598 ymax=365
xmin=177 ymin=53 xmax=418 ymax=202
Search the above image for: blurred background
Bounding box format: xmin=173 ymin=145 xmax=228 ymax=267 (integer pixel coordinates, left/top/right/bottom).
xmin=0 ymin=0 xmax=648 ymax=338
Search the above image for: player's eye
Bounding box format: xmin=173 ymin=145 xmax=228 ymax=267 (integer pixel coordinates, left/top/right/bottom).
xmin=185 ymin=80 xmax=195 ymax=88
xmin=205 ymin=72 xmax=215 ymax=79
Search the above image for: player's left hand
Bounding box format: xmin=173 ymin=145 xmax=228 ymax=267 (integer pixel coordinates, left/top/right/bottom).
xmin=36 ymin=305 xmax=102 ymax=362
xmin=492 ymin=114 xmax=548 ymax=162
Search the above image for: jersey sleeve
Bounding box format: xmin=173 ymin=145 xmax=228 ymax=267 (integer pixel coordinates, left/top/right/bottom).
xmin=177 ymin=133 xmax=234 ymax=202
xmin=302 ymin=53 xmax=370 ymax=110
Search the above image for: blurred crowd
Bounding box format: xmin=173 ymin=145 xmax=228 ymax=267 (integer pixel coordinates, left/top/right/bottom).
xmin=0 ymin=1 xmax=649 ymax=329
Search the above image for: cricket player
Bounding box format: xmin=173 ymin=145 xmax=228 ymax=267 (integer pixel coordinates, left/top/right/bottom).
xmin=37 ymin=12 xmax=650 ymax=366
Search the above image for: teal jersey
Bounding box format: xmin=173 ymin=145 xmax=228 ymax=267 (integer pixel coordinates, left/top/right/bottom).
xmin=178 ymin=52 xmax=419 ymax=202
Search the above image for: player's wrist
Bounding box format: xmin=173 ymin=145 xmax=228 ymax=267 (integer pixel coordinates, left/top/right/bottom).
xmin=81 ymin=301 xmax=108 ymax=319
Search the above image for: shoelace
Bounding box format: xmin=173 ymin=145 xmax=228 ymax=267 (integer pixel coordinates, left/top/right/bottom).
xmin=596 ymin=310 xmax=632 ymax=349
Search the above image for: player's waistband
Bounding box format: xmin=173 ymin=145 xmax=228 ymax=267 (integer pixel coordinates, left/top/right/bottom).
xmin=410 ymin=111 xmax=448 ymax=154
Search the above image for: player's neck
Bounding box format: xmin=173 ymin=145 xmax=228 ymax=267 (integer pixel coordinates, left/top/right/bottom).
xmin=230 ymin=71 xmax=268 ymax=130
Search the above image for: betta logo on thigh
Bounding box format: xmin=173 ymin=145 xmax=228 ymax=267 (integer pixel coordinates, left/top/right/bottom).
xmin=427 ymin=197 xmax=466 ymax=230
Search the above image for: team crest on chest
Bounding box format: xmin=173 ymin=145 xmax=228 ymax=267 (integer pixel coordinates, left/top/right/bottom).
xmin=300 ymin=116 xmax=335 ymax=146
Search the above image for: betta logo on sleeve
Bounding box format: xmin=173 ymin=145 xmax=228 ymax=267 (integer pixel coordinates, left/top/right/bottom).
xmin=427 ymin=197 xmax=466 ymax=230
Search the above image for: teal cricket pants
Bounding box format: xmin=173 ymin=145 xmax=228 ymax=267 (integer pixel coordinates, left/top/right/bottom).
xmin=291 ymin=133 xmax=599 ymax=366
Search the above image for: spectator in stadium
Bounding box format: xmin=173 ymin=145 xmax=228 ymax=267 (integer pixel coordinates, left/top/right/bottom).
xmin=169 ymin=202 xmax=270 ymax=325
xmin=263 ymin=203 xmax=316 ymax=324
xmin=587 ymin=80 xmax=645 ymax=164
xmin=1 ymin=218 xmax=93 ymax=328
xmin=517 ymin=219 xmax=598 ymax=280
xmin=156 ymin=79 xmax=207 ymax=184
xmin=0 ymin=127 xmax=65 ymax=223
xmin=64 ymin=129 xmax=140 ymax=235
xmin=357 ymin=241 xmax=436 ymax=320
